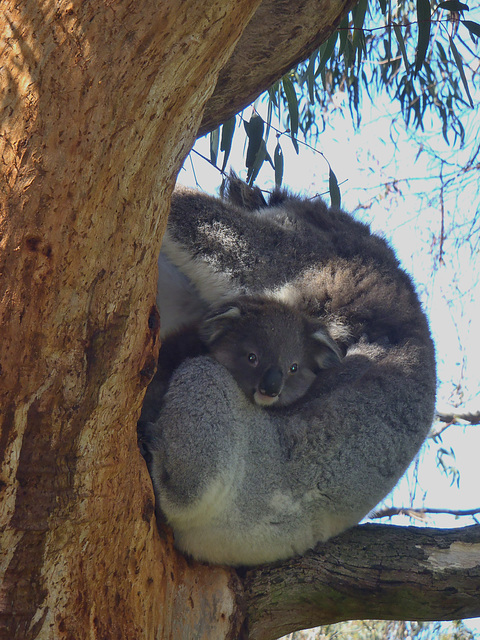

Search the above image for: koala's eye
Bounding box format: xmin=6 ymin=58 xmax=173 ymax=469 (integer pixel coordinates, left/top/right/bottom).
xmin=289 ymin=363 xmax=298 ymax=374
xmin=247 ymin=353 xmax=258 ymax=365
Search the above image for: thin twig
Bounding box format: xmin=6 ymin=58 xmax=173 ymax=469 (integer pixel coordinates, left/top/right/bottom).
xmin=371 ymin=506 xmax=480 ymax=520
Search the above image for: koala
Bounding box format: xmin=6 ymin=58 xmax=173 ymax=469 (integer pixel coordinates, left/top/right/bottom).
xmin=200 ymin=295 xmax=342 ymax=407
xmin=140 ymin=177 xmax=436 ymax=566
xmin=139 ymin=294 xmax=343 ymax=423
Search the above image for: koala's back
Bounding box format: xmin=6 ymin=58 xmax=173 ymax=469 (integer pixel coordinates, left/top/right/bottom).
xmin=166 ymin=186 xmax=427 ymax=348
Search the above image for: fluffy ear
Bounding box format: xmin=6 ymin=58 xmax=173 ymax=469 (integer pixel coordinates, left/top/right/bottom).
xmin=199 ymin=304 xmax=241 ymax=344
xmin=311 ymin=327 xmax=343 ymax=368
xmin=224 ymin=172 xmax=267 ymax=211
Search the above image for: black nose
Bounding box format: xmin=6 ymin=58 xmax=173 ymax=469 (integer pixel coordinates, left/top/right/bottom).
xmin=259 ymin=367 xmax=283 ymax=397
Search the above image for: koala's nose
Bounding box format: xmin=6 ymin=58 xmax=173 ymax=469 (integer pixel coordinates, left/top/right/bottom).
xmin=259 ymin=366 xmax=283 ymax=397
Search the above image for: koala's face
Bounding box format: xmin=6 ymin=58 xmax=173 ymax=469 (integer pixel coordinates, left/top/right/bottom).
xmin=200 ymin=297 xmax=342 ymax=407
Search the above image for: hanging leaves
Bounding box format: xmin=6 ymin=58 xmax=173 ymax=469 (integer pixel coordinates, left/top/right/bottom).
xmin=244 ymin=114 xmax=268 ymax=183
xmin=209 ymin=126 xmax=220 ymax=166
xmin=274 ymin=142 xmax=284 ymax=189
xmin=415 ymin=0 xmax=432 ymax=74
xmin=436 ymin=1 xmax=469 ymax=11
xmin=244 ymin=114 xmax=264 ymax=169
xmin=393 ymin=23 xmax=411 ymax=72
xmin=201 ymin=0 xmax=477 ymax=190
xmin=282 ymin=75 xmax=299 ymax=153
xmin=448 ymin=35 xmax=474 ymax=107
xmin=329 ymin=168 xmax=341 ymax=208
xmin=462 ymin=19 xmax=480 ymax=37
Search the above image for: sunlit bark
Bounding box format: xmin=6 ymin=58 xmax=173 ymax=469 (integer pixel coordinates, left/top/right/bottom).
xmin=0 ymin=2 xmax=259 ymax=637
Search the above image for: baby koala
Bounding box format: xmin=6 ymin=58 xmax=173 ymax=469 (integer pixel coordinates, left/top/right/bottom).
xmin=199 ymin=295 xmax=342 ymax=407
xmin=140 ymin=294 xmax=343 ymax=423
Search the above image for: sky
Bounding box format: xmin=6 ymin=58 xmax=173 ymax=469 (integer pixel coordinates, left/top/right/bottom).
xmin=176 ymin=85 xmax=480 ymax=634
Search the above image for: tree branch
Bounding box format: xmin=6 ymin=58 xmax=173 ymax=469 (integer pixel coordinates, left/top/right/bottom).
xmin=370 ymin=507 xmax=480 ymax=521
xmin=435 ymin=411 xmax=480 ymax=427
xmin=428 ymin=411 xmax=480 ymax=437
xmin=242 ymin=524 xmax=480 ymax=640
xmin=199 ymin=0 xmax=358 ymax=135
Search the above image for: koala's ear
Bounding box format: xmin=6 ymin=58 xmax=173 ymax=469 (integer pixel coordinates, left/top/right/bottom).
xmin=311 ymin=328 xmax=343 ymax=368
xmin=199 ymin=304 xmax=242 ymax=344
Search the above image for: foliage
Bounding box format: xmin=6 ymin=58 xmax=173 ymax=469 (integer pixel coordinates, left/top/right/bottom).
xmin=207 ymin=0 xmax=479 ymax=199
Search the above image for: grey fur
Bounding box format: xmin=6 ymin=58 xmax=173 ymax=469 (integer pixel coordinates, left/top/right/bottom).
xmin=200 ymin=295 xmax=342 ymax=407
xmin=142 ymin=179 xmax=436 ymax=566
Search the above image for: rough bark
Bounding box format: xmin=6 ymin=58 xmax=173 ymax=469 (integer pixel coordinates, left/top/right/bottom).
xmin=0 ymin=1 xmax=260 ymax=638
xmin=199 ymin=0 xmax=359 ymax=135
xmin=243 ymin=524 xmax=480 ymax=640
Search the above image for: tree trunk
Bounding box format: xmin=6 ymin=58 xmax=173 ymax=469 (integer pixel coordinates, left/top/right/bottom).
xmin=0 ymin=2 xmax=260 ymax=638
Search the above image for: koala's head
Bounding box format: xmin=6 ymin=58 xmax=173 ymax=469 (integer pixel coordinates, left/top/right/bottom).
xmin=199 ymin=296 xmax=342 ymax=407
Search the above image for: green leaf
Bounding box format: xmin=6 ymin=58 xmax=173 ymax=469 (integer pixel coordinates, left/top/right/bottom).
xmin=436 ymin=40 xmax=448 ymax=62
xmin=220 ymin=116 xmax=236 ymax=172
xmin=448 ymin=35 xmax=474 ymax=107
xmin=393 ymin=22 xmax=411 ymax=72
xmin=282 ymin=75 xmax=299 ymax=152
xmin=247 ymin=139 xmax=268 ymax=184
xmin=267 ymin=82 xmax=280 ymax=109
xmin=337 ymin=15 xmax=349 ymax=57
xmin=244 ymin=114 xmax=264 ymax=169
xmin=437 ymin=0 xmax=469 ymax=11
xmin=315 ymin=32 xmax=338 ymax=78
xmin=209 ymin=127 xmax=219 ymax=166
xmin=274 ymin=142 xmax=284 ymax=189
xmin=305 ymin=50 xmax=318 ymax=104
xmin=329 ymin=168 xmax=341 ymax=208
xmin=462 ymin=19 xmax=480 ymax=37
xmin=415 ymin=0 xmax=431 ymax=74
xmin=353 ymin=0 xmax=369 ymax=45
xmin=377 ymin=0 xmax=387 ymax=15
xmin=344 ymin=38 xmax=354 ymax=69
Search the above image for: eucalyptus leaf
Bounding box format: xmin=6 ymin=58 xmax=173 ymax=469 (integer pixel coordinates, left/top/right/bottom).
xmin=437 ymin=0 xmax=469 ymax=11
xmin=247 ymin=139 xmax=268 ymax=184
xmin=305 ymin=50 xmax=318 ymax=104
xmin=448 ymin=35 xmax=474 ymax=107
xmin=329 ymin=168 xmax=341 ymax=208
xmin=436 ymin=40 xmax=448 ymax=62
xmin=245 ymin=114 xmax=265 ymax=169
xmin=353 ymin=0 xmax=369 ymax=44
xmin=415 ymin=0 xmax=431 ymax=74
xmin=209 ymin=127 xmax=219 ymax=166
xmin=220 ymin=117 xmax=236 ymax=172
xmin=377 ymin=0 xmax=387 ymax=15
xmin=462 ymin=19 xmax=480 ymax=37
xmin=393 ymin=23 xmax=411 ymax=72
xmin=282 ymin=75 xmax=299 ymax=137
xmin=338 ymin=15 xmax=349 ymax=57
xmin=282 ymin=75 xmax=299 ymax=153
xmin=315 ymin=32 xmax=338 ymax=78
xmin=274 ymin=142 xmax=284 ymax=189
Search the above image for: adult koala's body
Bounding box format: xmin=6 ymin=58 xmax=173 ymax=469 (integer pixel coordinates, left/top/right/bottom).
xmin=142 ymin=180 xmax=436 ymax=566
